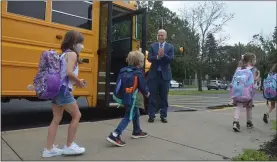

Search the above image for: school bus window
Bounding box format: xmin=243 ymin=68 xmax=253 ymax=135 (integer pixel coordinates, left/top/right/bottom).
xmin=7 ymin=1 xmax=46 ymax=20
xmin=52 ymin=1 xmax=93 ymax=30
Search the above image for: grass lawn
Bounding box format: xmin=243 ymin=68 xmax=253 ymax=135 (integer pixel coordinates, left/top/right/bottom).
xmin=182 ymin=85 xmax=198 ymax=88
xmin=169 ymin=90 xmax=228 ymax=95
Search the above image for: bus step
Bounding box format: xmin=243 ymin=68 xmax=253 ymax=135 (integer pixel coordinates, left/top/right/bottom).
xmin=109 ymin=103 xmax=123 ymax=108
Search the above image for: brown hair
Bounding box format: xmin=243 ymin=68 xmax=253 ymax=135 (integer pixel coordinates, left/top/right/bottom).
xmin=240 ymin=52 xmax=256 ymax=69
xmin=270 ymin=63 xmax=277 ymax=73
xmin=237 ymin=60 xmax=243 ymax=67
xmin=126 ymin=51 xmax=145 ymax=68
xmin=61 ymin=30 xmax=84 ymax=64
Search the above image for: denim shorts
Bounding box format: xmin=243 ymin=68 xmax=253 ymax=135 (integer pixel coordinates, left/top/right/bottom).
xmin=51 ymin=85 xmax=76 ymax=106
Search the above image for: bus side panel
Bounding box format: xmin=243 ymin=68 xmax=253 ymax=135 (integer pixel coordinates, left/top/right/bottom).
xmin=1 ymin=13 xmax=97 ymax=107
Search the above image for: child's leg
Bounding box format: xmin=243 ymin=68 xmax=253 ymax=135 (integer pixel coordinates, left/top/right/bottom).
xmin=233 ymin=102 xmax=243 ymax=132
xmin=132 ymin=107 xmax=148 ymax=139
xmin=106 ymin=105 xmax=132 ymax=147
xmin=246 ymin=106 xmax=252 ymax=122
xmin=268 ymin=101 xmax=276 ymax=114
xmin=263 ymin=101 xmax=276 ymax=124
xmin=132 ymin=107 xmax=142 ymax=134
xmin=246 ymin=101 xmax=254 ymax=128
xmin=114 ymin=106 xmax=132 ymax=136
xmin=234 ymin=102 xmax=243 ymax=121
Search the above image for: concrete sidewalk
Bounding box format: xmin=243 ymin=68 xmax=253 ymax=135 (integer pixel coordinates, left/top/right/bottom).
xmin=1 ymin=105 xmax=276 ymax=161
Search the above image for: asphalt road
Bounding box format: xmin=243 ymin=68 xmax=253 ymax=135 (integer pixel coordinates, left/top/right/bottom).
xmin=168 ymin=92 xmax=265 ymax=111
xmin=1 ymin=91 xmax=266 ymax=131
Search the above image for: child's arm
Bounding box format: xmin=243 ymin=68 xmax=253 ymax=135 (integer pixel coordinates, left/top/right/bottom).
xmin=136 ymin=73 xmax=150 ymax=97
xmin=255 ymin=70 xmax=260 ymax=81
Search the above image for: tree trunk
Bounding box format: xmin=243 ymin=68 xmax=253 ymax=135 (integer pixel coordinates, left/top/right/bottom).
xmin=197 ymin=67 xmax=203 ymax=91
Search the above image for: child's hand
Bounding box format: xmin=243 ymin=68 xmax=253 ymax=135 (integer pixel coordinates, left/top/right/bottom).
xmin=146 ymin=92 xmax=150 ymax=98
xmin=76 ymin=79 xmax=86 ymax=88
xmin=27 ymin=84 xmax=35 ymax=91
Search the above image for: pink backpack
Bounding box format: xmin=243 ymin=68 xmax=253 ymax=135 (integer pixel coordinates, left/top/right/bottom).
xmin=230 ymin=67 xmax=255 ymax=102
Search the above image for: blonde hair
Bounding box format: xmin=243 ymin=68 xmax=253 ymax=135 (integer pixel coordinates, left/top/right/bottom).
xmin=126 ymin=51 xmax=145 ymax=68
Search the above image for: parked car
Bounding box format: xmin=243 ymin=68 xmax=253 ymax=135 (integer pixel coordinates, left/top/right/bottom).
xmin=207 ymin=80 xmax=228 ymax=90
xmin=178 ymin=81 xmax=183 ymax=88
xmin=170 ymin=80 xmax=180 ymax=88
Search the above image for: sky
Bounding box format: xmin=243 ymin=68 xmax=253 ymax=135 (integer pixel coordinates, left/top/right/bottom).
xmin=163 ymin=1 xmax=276 ymax=46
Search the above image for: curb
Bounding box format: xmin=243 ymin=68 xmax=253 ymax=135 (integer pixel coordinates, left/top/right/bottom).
xmin=174 ymin=109 xmax=198 ymax=112
xmin=206 ymin=104 xmax=234 ymax=110
xmin=206 ymin=101 xmax=266 ymax=110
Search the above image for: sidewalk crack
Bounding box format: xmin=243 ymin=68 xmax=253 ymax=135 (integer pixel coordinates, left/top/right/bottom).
xmin=2 ymin=137 xmax=23 ymax=161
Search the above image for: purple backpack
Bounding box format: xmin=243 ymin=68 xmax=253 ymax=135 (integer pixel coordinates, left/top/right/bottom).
xmin=33 ymin=49 xmax=69 ymax=100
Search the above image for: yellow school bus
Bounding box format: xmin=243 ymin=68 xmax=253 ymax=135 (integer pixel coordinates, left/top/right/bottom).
xmin=1 ymin=1 xmax=147 ymax=108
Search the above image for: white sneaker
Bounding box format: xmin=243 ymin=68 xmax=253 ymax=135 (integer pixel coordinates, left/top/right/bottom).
xmin=63 ymin=142 xmax=85 ymax=155
xmin=42 ymin=145 xmax=63 ymax=158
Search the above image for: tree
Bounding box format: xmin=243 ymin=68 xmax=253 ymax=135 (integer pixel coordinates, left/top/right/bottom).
xmin=136 ymin=1 xmax=199 ymax=81
xmin=249 ymin=27 xmax=277 ymax=87
xmin=202 ymin=33 xmax=218 ymax=77
xmin=179 ymin=1 xmax=234 ymax=91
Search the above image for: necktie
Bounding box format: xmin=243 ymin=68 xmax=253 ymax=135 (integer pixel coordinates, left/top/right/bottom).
xmin=160 ymin=43 xmax=163 ymax=48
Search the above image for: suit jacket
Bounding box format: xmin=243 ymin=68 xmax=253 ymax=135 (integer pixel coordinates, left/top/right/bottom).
xmin=147 ymin=42 xmax=174 ymax=81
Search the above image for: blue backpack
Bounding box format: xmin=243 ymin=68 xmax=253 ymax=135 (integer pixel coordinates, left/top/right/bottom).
xmin=112 ymin=67 xmax=141 ymax=120
xmin=263 ymin=73 xmax=277 ymax=101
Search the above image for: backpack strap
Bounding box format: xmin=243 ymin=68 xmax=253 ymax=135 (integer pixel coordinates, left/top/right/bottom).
xmin=129 ymin=76 xmax=139 ymax=120
xmin=60 ymin=49 xmax=76 ymax=96
xmin=126 ymin=69 xmax=140 ymax=120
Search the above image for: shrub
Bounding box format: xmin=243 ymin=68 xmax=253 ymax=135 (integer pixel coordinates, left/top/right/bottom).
xmin=232 ymin=149 xmax=270 ymax=161
xmin=259 ymin=134 xmax=277 ymax=160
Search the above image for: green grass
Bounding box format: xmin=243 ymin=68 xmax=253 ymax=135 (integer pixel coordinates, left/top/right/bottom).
xmin=232 ymin=149 xmax=270 ymax=161
xmin=272 ymin=120 xmax=276 ymax=130
xmin=182 ymin=85 xmax=198 ymax=88
xmin=169 ymin=90 xmax=228 ymax=95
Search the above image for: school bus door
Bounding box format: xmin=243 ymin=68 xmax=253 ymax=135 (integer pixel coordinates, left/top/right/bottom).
xmin=97 ymin=2 xmax=147 ymax=108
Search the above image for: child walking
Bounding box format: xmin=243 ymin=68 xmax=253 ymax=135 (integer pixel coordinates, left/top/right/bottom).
xmin=107 ymin=51 xmax=150 ymax=147
xmin=229 ymin=60 xmax=259 ymax=106
xmin=263 ymin=63 xmax=277 ymax=123
xmin=230 ymin=52 xmax=257 ymax=132
xmin=42 ymin=30 xmax=86 ymax=157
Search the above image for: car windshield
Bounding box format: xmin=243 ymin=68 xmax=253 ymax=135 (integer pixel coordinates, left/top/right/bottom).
xmin=209 ymin=81 xmax=217 ymax=85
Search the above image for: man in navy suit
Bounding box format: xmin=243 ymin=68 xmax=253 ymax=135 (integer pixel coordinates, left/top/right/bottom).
xmin=147 ymin=29 xmax=174 ymax=123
